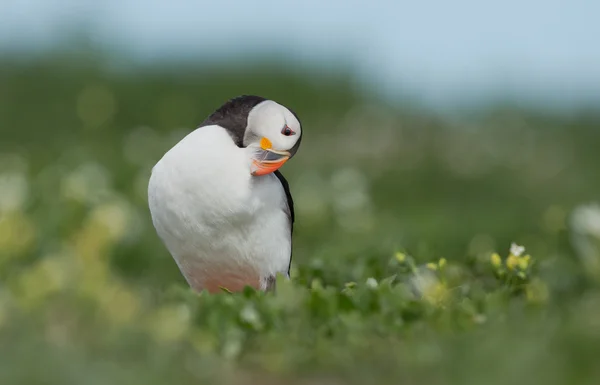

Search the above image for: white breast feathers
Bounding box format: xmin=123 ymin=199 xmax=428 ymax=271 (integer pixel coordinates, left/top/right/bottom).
xmin=148 ymin=125 xmax=291 ymax=293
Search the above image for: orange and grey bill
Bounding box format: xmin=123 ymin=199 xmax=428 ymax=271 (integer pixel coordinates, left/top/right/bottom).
xmin=251 ymin=153 xmax=290 ymax=176
xmin=251 ymin=137 xmax=291 ymax=176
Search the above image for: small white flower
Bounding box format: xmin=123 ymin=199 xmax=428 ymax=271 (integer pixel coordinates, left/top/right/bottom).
xmin=570 ymin=203 xmax=600 ymax=280
xmin=0 ymin=171 xmax=29 ymax=212
xmin=365 ymin=277 xmax=378 ymax=289
xmin=240 ymin=305 xmax=260 ymax=326
xmin=571 ymin=203 xmax=600 ymax=238
xmin=409 ymin=270 xmax=441 ymax=301
xmin=510 ymin=242 xmax=525 ymax=257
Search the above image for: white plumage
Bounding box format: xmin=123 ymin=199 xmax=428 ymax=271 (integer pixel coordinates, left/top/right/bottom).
xmin=148 ymin=97 xmax=302 ymax=293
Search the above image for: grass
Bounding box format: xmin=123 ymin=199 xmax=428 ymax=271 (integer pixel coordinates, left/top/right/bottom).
xmin=1 ymin=52 xmax=600 ymax=384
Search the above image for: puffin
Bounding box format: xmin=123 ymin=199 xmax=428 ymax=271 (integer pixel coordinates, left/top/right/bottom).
xmin=148 ymin=95 xmax=302 ymax=293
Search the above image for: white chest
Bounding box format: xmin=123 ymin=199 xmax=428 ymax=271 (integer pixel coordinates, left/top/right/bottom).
xmin=148 ymin=126 xmax=292 ymax=293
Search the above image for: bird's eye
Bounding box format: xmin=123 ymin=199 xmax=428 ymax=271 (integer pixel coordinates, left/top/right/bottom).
xmin=281 ymin=125 xmax=295 ymax=136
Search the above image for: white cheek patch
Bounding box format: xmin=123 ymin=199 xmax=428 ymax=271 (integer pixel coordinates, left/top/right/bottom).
xmin=247 ymin=100 xmax=301 ymax=151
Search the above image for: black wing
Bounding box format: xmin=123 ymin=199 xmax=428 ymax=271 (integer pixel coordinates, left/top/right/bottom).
xmin=273 ymin=170 xmax=294 ymax=275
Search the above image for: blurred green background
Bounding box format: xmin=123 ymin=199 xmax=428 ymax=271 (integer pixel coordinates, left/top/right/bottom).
xmin=2 ymin=2 xmax=600 ymax=384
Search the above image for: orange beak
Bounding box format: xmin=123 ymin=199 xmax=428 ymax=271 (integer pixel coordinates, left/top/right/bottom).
xmin=250 ymin=137 xmax=291 ymax=176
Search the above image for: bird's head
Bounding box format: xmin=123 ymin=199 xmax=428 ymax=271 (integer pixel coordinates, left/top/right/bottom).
xmin=201 ymin=95 xmax=303 ymax=176
xmin=244 ymin=100 xmax=302 ymax=176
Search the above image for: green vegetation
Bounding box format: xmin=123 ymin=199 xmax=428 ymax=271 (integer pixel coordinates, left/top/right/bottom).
xmin=1 ymin=53 xmax=600 ymax=384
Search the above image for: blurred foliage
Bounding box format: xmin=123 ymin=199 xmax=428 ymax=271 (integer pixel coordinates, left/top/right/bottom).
xmin=1 ymin=51 xmax=600 ymax=384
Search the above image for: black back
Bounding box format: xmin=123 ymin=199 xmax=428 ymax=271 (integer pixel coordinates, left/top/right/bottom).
xmin=200 ymin=95 xmax=268 ymax=146
xmin=201 ymin=95 xmax=300 ymax=275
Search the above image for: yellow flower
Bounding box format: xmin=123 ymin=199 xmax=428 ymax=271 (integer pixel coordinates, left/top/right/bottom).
xmin=426 ymin=263 xmax=438 ymax=271
xmin=490 ymin=253 xmax=502 ymax=268
xmin=517 ymin=254 xmax=531 ymax=270
xmin=423 ymin=281 xmax=449 ymax=305
xmin=395 ymin=252 xmax=406 ymax=263
xmin=506 ymin=254 xmax=519 ymax=270
xmin=439 ymin=258 xmax=447 ymax=269
xmin=412 ymin=272 xmax=448 ymax=305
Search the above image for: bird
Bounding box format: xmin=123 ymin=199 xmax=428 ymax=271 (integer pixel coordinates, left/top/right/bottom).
xmin=148 ymin=95 xmax=302 ymax=294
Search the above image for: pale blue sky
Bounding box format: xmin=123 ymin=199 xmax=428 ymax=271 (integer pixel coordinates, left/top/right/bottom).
xmin=2 ymin=0 xmax=599 ymax=109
